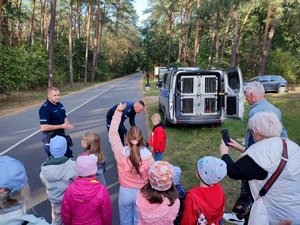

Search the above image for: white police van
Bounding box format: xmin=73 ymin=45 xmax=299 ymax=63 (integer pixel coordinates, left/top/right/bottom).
xmin=159 ymin=67 xmax=244 ymax=125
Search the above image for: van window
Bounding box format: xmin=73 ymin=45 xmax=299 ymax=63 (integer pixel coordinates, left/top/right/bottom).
xmin=227 ymin=71 xmax=240 ymax=90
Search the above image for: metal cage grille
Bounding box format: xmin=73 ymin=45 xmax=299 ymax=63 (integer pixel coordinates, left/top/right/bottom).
xmin=205 ymin=77 xmax=217 ymax=93
xmin=182 ymin=78 xmax=194 ymax=93
xmin=182 ymin=98 xmax=193 ymax=113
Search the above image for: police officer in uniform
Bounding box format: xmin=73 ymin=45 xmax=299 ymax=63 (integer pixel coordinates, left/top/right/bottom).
xmin=106 ymin=100 xmax=145 ymax=145
xmin=39 ymin=86 xmax=74 ymax=158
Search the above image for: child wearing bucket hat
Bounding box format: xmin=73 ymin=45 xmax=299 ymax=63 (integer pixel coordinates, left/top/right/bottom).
xmin=40 ymin=135 xmax=77 ymax=225
xmin=61 ymin=155 xmax=112 ymax=225
xmin=0 ymin=156 xmax=50 ymax=225
xmin=181 ymin=156 xmax=227 ymax=225
xmin=136 ymin=161 xmax=180 ymax=225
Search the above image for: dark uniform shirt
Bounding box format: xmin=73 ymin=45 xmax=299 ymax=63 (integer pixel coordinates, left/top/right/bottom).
xmin=39 ymin=99 xmax=66 ymax=136
xmin=106 ymin=101 xmax=136 ymax=129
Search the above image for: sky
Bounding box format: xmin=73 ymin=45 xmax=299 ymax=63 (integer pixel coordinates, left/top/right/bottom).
xmin=133 ymin=0 xmax=149 ymax=26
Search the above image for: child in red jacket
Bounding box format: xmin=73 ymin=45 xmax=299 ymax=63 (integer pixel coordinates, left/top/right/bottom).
xmin=149 ymin=113 xmax=166 ymax=161
xmin=181 ymin=156 xmax=227 ymax=225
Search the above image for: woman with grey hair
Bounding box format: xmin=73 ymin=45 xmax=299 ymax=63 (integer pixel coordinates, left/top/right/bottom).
xmin=220 ymin=112 xmax=300 ymax=225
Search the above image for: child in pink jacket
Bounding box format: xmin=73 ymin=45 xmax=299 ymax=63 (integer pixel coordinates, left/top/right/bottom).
xmin=136 ymin=161 xmax=180 ymax=225
xmin=61 ymin=155 xmax=112 ymax=225
xmin=108 ymin=102 xmax=154 ymax=225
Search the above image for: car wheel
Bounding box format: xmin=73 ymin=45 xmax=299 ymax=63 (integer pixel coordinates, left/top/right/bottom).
xmin=278 ymin=86 xmax=286 ymax=94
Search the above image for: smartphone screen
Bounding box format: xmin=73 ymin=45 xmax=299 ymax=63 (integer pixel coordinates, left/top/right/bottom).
xmin=221 ymin=128 xmax=231 ymax=146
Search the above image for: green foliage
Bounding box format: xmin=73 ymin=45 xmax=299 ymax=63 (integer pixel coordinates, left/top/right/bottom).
xmin=0 ymin=46 xmax=48 ymax=94
xmin=267 ymin=48 xmax=300 ymax=83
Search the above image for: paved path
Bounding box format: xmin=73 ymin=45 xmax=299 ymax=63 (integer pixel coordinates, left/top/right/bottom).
xmin=0 ymin=72 xmax=148 ymax=225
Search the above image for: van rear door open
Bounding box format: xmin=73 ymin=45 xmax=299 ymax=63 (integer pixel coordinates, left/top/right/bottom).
xmin=223 ymin=67 xmax=244 ymax=120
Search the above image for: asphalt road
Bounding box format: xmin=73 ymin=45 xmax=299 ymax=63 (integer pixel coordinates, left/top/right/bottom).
xmin=0 ymin=72 xmax=148 ymax=225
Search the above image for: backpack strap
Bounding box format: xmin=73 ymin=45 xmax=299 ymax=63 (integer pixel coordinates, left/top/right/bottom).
xmin=259 ymin=139 xmax=288 ymax=197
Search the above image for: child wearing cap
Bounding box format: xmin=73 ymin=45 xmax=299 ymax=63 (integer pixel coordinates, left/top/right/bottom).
xmin=0 ymin=156 xmax=50 ymax=225
xmin=149 ymin=113 xmax=166 ymax=161
xmin=181 ymin=156 xmax=227 ymax=225
xmin=61 ymin=155 xmax=112 ymax=225
xmin=173 ymin=166 xmax=187 ymax=225
xmin=136 ymin=161 xmax=180 ymax=225
xmin=40 ymin=135 xmax=77 ymax=225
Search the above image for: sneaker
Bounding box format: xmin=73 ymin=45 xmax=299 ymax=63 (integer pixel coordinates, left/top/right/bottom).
xmin=223 ymin=213 xmax=244 ymax=225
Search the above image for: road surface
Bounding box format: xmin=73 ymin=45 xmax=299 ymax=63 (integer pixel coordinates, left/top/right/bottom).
xmin=0 ymin=72 xmax=148 ymax=225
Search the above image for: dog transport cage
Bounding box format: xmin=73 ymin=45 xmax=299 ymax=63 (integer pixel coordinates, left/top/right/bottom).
xmin=179 ymin=75 xmax=219 ymax=115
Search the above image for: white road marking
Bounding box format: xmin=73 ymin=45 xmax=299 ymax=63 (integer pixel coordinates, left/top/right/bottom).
xmin=0 ymin=75 xmax=134 ymax=156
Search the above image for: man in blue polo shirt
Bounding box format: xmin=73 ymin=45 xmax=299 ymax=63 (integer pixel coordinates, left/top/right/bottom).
xmin=39 ymin=86 xmax=74 ymax=158
xmin=106 ymin=100 xmax=145 ymax=145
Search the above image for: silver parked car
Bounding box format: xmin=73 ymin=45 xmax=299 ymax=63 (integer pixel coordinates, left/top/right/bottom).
xmin=245 ymin=75 xmax=287 ymax=94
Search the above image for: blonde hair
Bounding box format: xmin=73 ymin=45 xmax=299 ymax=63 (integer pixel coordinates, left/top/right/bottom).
xmin=248 ymin=112 xmax=282 ymax=138
xmin=0 ymin=185 xmax=30 ymax=211
xmin=82 ymin=132 xmax=105 ymax=164
xmin=151 ymin=113 xmax=161 ymax=123
xmin=125 ymin=126 xmax=147 ymax=176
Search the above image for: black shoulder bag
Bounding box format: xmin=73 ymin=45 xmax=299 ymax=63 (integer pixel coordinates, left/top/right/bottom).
xmin=232 ymin=139 xmax=288 ymax=219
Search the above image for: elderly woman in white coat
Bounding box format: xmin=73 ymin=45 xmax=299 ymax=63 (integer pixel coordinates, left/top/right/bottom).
xmin=220 ymin=112 xmax=300 ymax=225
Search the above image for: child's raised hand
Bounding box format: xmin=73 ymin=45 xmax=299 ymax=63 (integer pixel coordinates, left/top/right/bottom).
xmin=117 ymin=102 xmax=127 ymax=112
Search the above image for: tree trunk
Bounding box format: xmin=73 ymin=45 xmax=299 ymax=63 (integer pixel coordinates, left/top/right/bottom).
xmin=262 ymin=2 xmax=271 ymax=46
xmin=76 ymin=0 xmax=81 ymax=39
xmin=92 ymin=0 xmax=101 ymax=82
xmin=115 ymin=2 xmax=120 ymax=35
xmin=208 ymin=30 xmax=215 ymax=68
xmin=167 ymin=13 xmax=173 ymax=65
xmin=220 ymin=17 xmax=230 ymax=65
xmin=40 ymin=0 xmax=46 ymax=42
xmin=84 ymin=1 xmax=92 ymax=83
xmin=259 ymin=1 xmax=272 ymax=74
xmin=18 ymin=0 xmax=22 ymax=46
xmin=259 ymin=21 xmax=276 ymax=75
xmin=193 ymin=0 xmax=201 ymax=66
xmin=69 ymin=0 xmax=74 ymax=87
xmin=30 ymin=0 xmax=36 ymax=45
xmin=0 ymin=0 xmax=3 ymax=44
xmin=230 ymin=7 xmax=239 ymax=67
xmin=182 ymin=7 xmax=190 ymax=66
xmin=10 ymin=20 xmax=14 ymax=46
xmin=177 ymin=7 xmax=183 ymax=62
xmin=48 ymin=0 xmax=57 ymax=87
xmin=215 ymin=11 xmax=220 ymax=67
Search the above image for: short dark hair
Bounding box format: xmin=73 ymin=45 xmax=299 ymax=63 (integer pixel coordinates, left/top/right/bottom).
xmin=137 ymin=100 xmax=145 ymax=107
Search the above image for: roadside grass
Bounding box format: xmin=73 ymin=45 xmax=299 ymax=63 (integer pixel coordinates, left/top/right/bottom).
xmin=143 ymin=76 xmax=300 ymax=223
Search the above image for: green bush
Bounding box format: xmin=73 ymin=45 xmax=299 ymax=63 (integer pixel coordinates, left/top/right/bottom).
xmin=267 ymin=48 xmax=300 ymax=83
xmin=0 ymin=45 xmax=48 ymax=94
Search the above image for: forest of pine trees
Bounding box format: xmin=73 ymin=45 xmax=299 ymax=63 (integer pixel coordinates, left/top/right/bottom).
xmin=1 ymin=0 xmax=300 ymax=94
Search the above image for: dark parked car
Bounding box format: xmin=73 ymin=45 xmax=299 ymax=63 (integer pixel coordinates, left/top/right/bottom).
xmin=245 ymin=75 xmax=287 ymax=94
